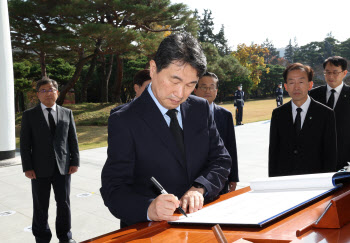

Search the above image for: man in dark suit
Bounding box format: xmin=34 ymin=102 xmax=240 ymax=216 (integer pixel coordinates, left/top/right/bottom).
xmin=110 ymin=69 xmax=151 ymax=115
xmin=309 ymin=56 xmax=350 ymax=171
xmin=20 ymin=78 xmax=79 ymax=243
xmin=233 ymin=84 xmax=244 ymax=125
xmin=100 ymin=33 xmax=231 ymax=227
xmin=269 ymin=63 xmax=337 ymax=177
xmin=276 ymin=83 xmax=283 ymax=107
xmin=194 ymin=72 xmax=239 ymax=192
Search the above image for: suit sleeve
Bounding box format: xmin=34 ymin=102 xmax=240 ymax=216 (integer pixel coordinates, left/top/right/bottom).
xmin=20 ymin=111 xmax=33 ymax=172
xmin=324 ymin=109 xmax=337 ymax=171
xmin=68 ymin=110 xmax=80 ymax=166
xmin=268 ymin=110 xmax=279 ymax=177
xmin=226 ymin=112 xmax=239 ymax=182
xmin=193 ymin=105 xmax=232 ymax=200
xmin=100 ymin=114 xmax=153 ymax=225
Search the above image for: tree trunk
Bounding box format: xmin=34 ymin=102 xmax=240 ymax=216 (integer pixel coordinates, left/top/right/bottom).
xmin=100 ymin=54 xmax=114 ymax=103
xmin=81 ymin=55 xmax=97 ymax=102
xmin=39 ymin=51 xmax=47 ymax=78
xmin=56 ymin=50 xmax=94 ymax=106
xmin=113 ymin=54 xmax=123 ymax=103
xmin=81 ymin=39 xmax=102 ymax=102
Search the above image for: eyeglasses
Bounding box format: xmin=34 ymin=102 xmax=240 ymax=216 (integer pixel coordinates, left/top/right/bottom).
xmin=38 ymin=89 xmax=57 ymax=94
xmin=323 ymin=71 xmax=343 ymax=76
xmin=198 ymin=86 xmax=217 ymax=92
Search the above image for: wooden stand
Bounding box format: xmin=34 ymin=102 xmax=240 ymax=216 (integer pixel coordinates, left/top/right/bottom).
xmin=314 ymin=189 xmax=350 ymax=229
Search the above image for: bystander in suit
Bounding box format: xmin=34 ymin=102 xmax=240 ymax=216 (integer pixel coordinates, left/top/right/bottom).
xmin=276 ymin=83 xmax=283 ymax=107
xmin=233 ymin=84 xmax=244 ymax=125
xmin=100 ymin=32 xmax=231 ymax=227
xmin=110 ymin=69 xmax=151 ymax=114
xmin=269 ymin=63 xmax=337 ymax=177
xmin=310 ymin=56 xmax=350 ymax=171
xmin=20 ymin=78 xmax=79 ymax=243
xmin=194 ymin=71 xmax=239 ymax=192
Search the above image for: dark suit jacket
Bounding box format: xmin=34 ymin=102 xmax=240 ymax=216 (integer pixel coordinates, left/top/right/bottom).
xmin=20 ymin=104 xmax=80 ymax=177
xmin=110 ymin=102 xmax=130 ymax=115
xmin=310 ymin=84 xmax=350 ymax=170
xmin=213 ymin=104 xmax=239 ymax=182
xmin=269 ymin=99 xmax=337 ymax=177
xmin=100 ymin=90 xmax=231 ymax=226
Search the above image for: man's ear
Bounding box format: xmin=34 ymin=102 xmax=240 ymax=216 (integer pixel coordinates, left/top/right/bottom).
xmin=134 ymin=84 xmax=139 ymax=94
xmin=149 ymin=60 xmax=157 ymax=79
xmin=308 ymin=81 xmax=314 ymax=91
xmin=284 ymin=83 xmax=288 ymax=91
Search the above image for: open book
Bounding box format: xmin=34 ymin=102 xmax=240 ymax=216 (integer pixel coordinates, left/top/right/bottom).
xmin=170 ymin=172 xmax=350 ymax=227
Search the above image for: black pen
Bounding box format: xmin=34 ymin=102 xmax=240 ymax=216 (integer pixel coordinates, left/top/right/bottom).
xmin=150 ymin=176 xmax=188 ymax=217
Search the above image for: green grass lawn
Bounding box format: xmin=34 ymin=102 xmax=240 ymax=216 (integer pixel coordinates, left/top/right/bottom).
xmin=15 ymin=97 xmax=290 ymax=150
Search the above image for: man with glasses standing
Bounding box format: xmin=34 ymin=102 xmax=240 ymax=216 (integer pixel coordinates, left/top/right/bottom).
xmin=20 ymin=78 xmax=79 ymax=243
xmin=194 ymin=72 xmax=239 ymax=192
xmin=310 ymin=56 xmax=350 ymax=171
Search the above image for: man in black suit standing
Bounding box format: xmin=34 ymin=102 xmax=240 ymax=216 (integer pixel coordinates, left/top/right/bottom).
xmin=310 ymin=56 xmax=350 ymax=171
xmin=20 ymin=78 xmax=79 ymax=243
xmin=276 ymin=83 xmax=283 ymax=107
xmin=233 ymin=84 xmax=244 ymax=125
xmin=110 ymin=69 xmax=151 ymax=115
xmin=269 ymin=63 xmax=337 ymax=177
xmin=194 ymin=72 xmax=239 ymax=192
xmin=101 ymin=33 xmax=231 ymax=227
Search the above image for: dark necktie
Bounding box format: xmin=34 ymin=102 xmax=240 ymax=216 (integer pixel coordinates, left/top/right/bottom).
xmin=294 ymin=107 xmax=302 ymax=135
xmin=46 ymin=108 xmax=56 ymax=136
xmin=166 ymin=109 xmax=185 ymax=156
xmin=327 ymin=89 xmax=336 ymax=109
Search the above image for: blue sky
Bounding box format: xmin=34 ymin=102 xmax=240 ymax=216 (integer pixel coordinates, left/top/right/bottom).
xmin=172 ymin=0 xmax=350 ymax=50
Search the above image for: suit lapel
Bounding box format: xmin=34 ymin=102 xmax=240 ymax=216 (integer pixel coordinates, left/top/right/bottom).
xmin=301 ymin=99 xmax=314 ymax=133
xmin=135 ymin=91 xmax=186 ymax=169
xmin=284 ymin=101 xmax=295 ymax=138
xmin=319 ymin=86 xmax=327 ymax=104
xmin=56 ymin=105 xmax=64 ymax=136
xmin=334 ymin=84 xmax=350 ymax=112
xmin=35 ymin=104 xmax=51 ymax=134
xmin=181 ymin=99 xmax=193 ymax=178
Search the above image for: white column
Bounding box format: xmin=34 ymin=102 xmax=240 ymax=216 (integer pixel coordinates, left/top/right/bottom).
xmin=0 ymin=0 xmax=16 ymax=160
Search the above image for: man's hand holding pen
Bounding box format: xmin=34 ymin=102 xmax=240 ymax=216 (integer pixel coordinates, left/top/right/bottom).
xmin=147 ymin=194 xmax=180 ymax=222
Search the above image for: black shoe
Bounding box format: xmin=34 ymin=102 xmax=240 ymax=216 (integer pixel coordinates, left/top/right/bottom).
xmin=59 ymin=240 xmax=76 ymax=243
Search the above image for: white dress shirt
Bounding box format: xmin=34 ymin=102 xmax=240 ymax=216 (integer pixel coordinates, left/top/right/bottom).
xmin=147 ymin=83 xmax=183 ymax=128
xmin=291 ymin=96 xmax=311 ymax=129
xmin=40 ymin=103 xmax=57 ymax=127
xmin=326 ymin=82 xmax=343 ymax=109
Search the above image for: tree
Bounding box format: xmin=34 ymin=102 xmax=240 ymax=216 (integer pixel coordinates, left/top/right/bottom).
xmin=13 ymin=61 xmax=35 ymax=112
xmin=262 ymin=38 xmax=279 ymax=64
xmin=214 ymin=25 xmax=231 ymax=56
xmin=232 ymin=44 xmax=269 ymax=91
xmin=258 ymin=64 xmax=285 ymax=97
xmin=201 ymin=42 xmax=249 ymax=100
xmin=198 ymin=9 xmax=215 ymax=43
xmin=9 ymin=0 xmax=197 ymax=105
xmin=284 ymin=39 xmax=294 ymax=63
xmin=9 ymin=0 xmax=74 ymax=78
xmin=339 ymin=38 xmax=350 ymax=60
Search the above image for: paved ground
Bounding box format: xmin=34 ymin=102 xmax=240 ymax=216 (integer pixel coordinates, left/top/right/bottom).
xmin=0 ymin=120 xmax=270 ymax=243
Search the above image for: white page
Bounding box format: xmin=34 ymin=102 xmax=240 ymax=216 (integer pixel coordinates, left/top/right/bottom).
xmin=172 ymin=187 xmax=334 ymax=225
xmin=171 ymin=173 xmax=337 ymax=226
xmin=250 ymin=173 xmax=335 ymax=191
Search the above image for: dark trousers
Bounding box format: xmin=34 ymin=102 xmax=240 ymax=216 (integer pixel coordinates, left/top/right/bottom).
xmin=236 ymin=106 xmax=243 ymax=124
xmin=31 ymin=165 xmax=72 ymax=243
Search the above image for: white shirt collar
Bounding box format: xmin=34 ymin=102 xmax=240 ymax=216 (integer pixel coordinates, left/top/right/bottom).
xmin=40 ymin=103 xmax=57 ymax=112
xmin=327 ymin=82 xmax=343 ymax=94
xmin=291 ymin=95 xmax=311 ymax=112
